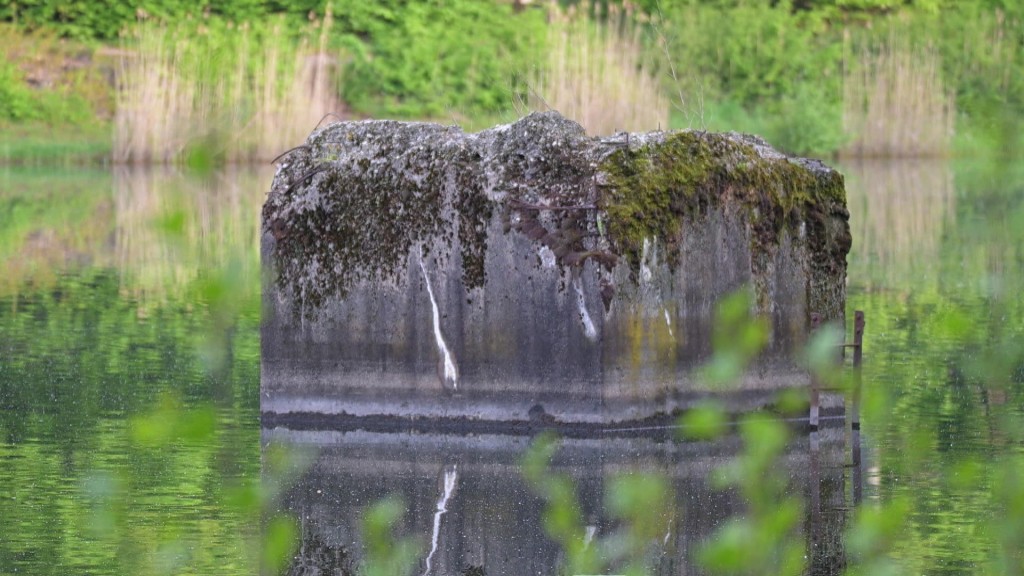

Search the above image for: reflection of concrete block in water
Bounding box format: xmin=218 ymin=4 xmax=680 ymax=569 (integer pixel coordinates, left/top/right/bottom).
xmin=268 ymin=428 xmax=849 ymax=576
xmin=261 ymin=112 xmax=851 ymax=427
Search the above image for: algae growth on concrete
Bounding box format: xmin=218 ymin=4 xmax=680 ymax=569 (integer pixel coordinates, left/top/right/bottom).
xmin=261 ymin=112 xmax=850 ymax=427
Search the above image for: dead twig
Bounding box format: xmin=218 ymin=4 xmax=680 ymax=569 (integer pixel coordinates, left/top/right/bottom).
xmin=270 ymin=145 xmax=310 ymax=165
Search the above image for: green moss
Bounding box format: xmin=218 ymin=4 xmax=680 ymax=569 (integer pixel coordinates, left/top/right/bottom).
xmin=598 ymin=131 xmax=847 ymax=276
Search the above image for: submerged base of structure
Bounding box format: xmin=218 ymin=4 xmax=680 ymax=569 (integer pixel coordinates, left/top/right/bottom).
xmin=260 ymin=403 xmax=847 ymax=437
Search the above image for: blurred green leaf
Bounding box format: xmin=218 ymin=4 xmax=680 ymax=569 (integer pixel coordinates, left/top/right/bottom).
xmin=156 ymin=209 xmax=187 ymax=239
xmin=774 ymin=388 xmax=808 ymax=416
xmin=262 ymin=515 xmax=299 ymax=576
xmin=699 ymin=287 xmax=770 ymax=390
xmin=362 ymin=497 xmax=419 ymax=576
xmin=845 ymin=497 xmax=910 ymax=575
xmin=679 ymin=401 xmax=728 ymax=440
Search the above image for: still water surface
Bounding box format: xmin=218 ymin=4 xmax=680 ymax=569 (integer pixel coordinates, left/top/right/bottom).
xmin=0 ymin=159 xmax=1021 ymax=574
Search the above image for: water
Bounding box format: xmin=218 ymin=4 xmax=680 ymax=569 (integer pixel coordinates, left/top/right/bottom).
xmin=1 ymin=159 xmax=1022 ymax=574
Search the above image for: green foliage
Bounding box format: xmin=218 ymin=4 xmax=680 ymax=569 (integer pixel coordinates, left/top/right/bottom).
xmin=843 ymin=498 xmax=911 ymax=576
xmin=0 ymin=0 xmax=325 ymax=40
xmin=360 ymin=498 xmax=420 ymax=576
xmin=333 ymin=0 xmax=546 ymax=118
xmin=521 ymin=433 xmax=602 ymax=575
xmin=0 ymin=58 xmax=94 ymax=125
xmin=671 ymin=286 xmax=806 ymax=575
xmin=6 ymin=0 xmax=1024 ymax=159
xmin=700 ymin=416 xmax=805 ymax=576
xmin=0 ymin=59 xmax=38 ymax=121
xmin=522 ymin=433 xmax=675 ymax=576
xmin=660 ymin=1 xmax=842 ymax=123
xmin=698 ymin=288 xmax=769 ymax=388
xmin=679 ymin=400 xmax=729 ymax=440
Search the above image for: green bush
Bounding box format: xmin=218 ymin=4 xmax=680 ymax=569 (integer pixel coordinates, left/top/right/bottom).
xmin=658 ymin=0 xmax=845 ymax=154
xmin=0 ymin=59 xmax=93 ymax=124
xmin=0 ymin=60 xmax=39 ymax=121
xmin=333 ymin=0 xmax=546 ymax=118
xmin=0 ymin=0 xmax=321 ymax=40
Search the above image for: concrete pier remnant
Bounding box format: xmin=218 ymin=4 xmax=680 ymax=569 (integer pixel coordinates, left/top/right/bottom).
xmin=261 ymin=112 xmax=851 ymax=430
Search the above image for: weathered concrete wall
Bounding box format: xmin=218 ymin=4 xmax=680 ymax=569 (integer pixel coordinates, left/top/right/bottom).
xmin=268 ymin=428 xmax=850 ymax=576
xmin=261 ymin=112 xmax=851 ymax=427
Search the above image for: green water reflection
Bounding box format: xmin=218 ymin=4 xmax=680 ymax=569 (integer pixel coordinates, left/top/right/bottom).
xmin=843 ymin=159 xmax=1024 ymax=573
xmin=0 ymin=157 xmax=1022 ymax=574
xmin=0 ymin=166 xmax=268 ymax=575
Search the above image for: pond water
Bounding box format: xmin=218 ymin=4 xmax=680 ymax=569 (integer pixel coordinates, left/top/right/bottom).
xmin=0 ymin=158 xmax=1022 ymax=575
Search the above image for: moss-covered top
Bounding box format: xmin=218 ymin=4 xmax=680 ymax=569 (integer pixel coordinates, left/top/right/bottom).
xmin=262 ymin=112 xmax=850 ymax=316
xmin=597 ymin=130 xmax=848 ymax=270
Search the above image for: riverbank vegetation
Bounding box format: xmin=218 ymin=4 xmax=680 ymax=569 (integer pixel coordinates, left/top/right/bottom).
xmin=2 ymin=0 xmax=1023 ymax=163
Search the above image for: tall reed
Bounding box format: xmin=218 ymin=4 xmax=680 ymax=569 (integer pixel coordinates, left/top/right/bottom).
xmin=522 ymin=5 xmax=668 ymax=136
xmin=115 ymin=14 xmax=341 ymax=164
xmin=841 ymin=32 xmax=955 ymax=158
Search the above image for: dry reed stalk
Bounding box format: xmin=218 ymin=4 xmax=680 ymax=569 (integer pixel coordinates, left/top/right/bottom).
xmin=247 ymin=11 xmax=340 ymax=162
xmin=115 ymin=30 xmax=192 ymax=163
xmin=524 ymin=5 xmax=669 ymax=136
xmin=115 ymin=12 xmax=342 ymax=165
xmin=841 ymin=33 xmax=955 ymax=158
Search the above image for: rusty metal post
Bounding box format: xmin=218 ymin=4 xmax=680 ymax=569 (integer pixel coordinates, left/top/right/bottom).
xmin=852 ymin=311 xmax=865 ymax=505
xmin=809 ymin=313 xmax=821 ymax=431
xmin=852 ymin=426 xmax=863 ymax=505
xmin=810 ymin=429 xmax=821 ymax=538
xmin=852 ymin=311 xmax=864 ymax=433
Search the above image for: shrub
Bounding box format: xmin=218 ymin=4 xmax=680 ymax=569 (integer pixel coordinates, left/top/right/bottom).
xmin=333 ymin=0 xmax=547 ymax=119
xmin=522 ymin=4 xmax=668 ymax=136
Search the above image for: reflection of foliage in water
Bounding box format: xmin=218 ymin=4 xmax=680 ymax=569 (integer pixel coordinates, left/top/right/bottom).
xmin=846 ymin=159 xmax=1024 ymax=574
xmin=0 ymin=168 xmax=114 ymax=298
xmin=0 ymin=166 xmax=289 ymax=574
xmin=0 ymin=165 xmax=272 ymax=305
xmin=112 ymin=165 xmax=271 ymax=307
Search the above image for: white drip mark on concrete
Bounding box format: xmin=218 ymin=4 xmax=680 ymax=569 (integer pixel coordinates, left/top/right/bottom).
xmin=574 ymin=277 xmax=598 ymax=341
xmin=640 ymin=237 xmax=653 ymax=284
xmin=584 ymin=525 xmax=597 ymax=548
xmin=663 ymin=529 xmax=671 ymax=545
xmin=419 ymin=258 xmax=458 ymax=389
xmin=422 ymin=465 xmax=459 ymax=576
xmin=538 ymin=245 xmax=556 ymax=268
xmin=664 ymin=308 xmax=674 ymax=337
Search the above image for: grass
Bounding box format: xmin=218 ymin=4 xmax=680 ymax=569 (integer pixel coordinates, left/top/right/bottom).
xmin=0 ymin=122 xmax=111 ymax=165
xmin=520 ymin=4 xmax=668 ymax=137
xmin=114 ymin=12 xmax=342 ymax=165
xmin=0 ymin=24 xmax=113 ymax=164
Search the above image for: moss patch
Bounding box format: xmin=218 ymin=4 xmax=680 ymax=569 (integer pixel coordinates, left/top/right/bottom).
xmin=598 ymin=131 xmax=847 ymax=278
